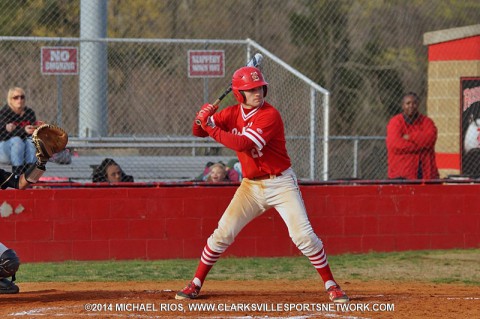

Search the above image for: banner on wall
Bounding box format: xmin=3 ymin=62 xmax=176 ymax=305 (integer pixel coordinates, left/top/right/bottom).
xmin=460 ymin=77 xmax=480 ymax=176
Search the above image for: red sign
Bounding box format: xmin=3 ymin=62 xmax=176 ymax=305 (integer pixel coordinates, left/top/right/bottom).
xmin=188 ymin=50 xmax=225 ymax=78
xmin=41 ymin=47 xmax=78 ymax=75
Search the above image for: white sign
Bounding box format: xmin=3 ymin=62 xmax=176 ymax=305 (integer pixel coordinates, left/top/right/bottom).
xmin=41 ymin=47 xmax=78 ymax=75
xmin=188 ymin=50 xmax=225 ymax=78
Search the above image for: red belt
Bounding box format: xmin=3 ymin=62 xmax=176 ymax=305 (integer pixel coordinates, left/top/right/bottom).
xmin=250 ymin=173 xmax=283 ymax=180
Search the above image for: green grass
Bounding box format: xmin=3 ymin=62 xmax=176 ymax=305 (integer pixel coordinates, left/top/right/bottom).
xmin=18 ymin=248 xmax=480 ymax=286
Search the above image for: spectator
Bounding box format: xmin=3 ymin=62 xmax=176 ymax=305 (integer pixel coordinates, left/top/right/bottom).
xmin=92 ymin=158 xmax=134 ymax=183
xmin=0 ymin=87 xmax=43 ymax=175
xmin=196 ymin=160 xmax=240 ymax=182
xmin=195 ymin=161 xmax=214 ymax=181
xmin=386 ymin=92 xmax=439 ymax=179
xmin=205 ymin=163 xmax=229 ymax=182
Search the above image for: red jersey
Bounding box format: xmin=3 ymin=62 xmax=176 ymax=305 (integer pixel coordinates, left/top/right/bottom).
xmin=193 ymin=102 xmax=291 ymax=179
xmin=386 ymin=113 xmax=439 ymax=179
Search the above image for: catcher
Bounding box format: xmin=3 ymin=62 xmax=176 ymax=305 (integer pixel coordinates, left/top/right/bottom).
xmin=0 ymin=124 xmax=67 ymax=294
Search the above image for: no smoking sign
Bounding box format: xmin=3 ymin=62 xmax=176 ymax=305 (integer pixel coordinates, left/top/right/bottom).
xmin=41 ymin=47 xmax=78 ymax=75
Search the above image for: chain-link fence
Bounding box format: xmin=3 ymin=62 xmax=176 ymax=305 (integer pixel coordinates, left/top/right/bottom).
xmin=0 ymin=37 xmax=328 ymax=181
xmin=0 ymin=0 xmax=478 ymax=182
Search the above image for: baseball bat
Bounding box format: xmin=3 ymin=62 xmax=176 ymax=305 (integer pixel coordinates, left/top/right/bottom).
xmin=195 ymin=53 xmax=264 ymax=125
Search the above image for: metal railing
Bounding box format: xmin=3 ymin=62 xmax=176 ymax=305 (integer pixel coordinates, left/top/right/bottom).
xmin=66 ymin=135 xmax=387 ymax=179
xmin=330 ymin=136 xmax=386 ymax=179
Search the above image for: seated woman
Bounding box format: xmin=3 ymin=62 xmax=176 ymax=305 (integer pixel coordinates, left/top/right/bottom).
xmin=0 ymin=87 xmax=44 ymax=175
xmin=92 ymin=158 xmax=134 ymax=183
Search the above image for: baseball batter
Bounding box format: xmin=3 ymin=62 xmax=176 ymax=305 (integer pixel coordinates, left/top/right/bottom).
xmin=176 ymin=66 xmax=349 ymax=303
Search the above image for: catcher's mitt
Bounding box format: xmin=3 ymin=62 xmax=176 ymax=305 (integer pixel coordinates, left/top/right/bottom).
xmin=32 ymin=124 xmax=68 ymax=164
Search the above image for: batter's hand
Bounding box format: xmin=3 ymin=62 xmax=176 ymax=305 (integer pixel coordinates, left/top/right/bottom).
xmin=195 ymin=103 xmax=218 ymax=126
xmin=197 ymin=113 xmax=216 ymax=131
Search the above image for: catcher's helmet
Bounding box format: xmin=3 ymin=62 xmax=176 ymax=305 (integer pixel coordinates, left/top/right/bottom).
xmin=231 ymin=66 xmax=268 ymax=103
xmin=0 ymin=249 xmax=20 ymax=279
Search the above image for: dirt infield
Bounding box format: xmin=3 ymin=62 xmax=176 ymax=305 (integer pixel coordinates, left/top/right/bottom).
xmin=1 ymin=280 xmax=478 ymax=318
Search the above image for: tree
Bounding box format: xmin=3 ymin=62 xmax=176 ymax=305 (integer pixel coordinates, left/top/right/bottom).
xmin=289 ymin=0 xmax=360 ymax=135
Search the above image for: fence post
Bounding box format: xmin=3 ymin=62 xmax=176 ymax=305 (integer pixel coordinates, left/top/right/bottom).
xmin=323 ymin=93 xmax=330 ymax=181
xmin=353 ymin=138 xmax=359 ymax=178
xmin=79 ymin=0 xmax=108 ymax=137
xmin=310 ymin=88 xmax=316 ymax=180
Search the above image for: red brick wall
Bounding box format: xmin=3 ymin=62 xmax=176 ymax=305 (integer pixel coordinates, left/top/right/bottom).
xmin=1 ymin=184 xmax=478 ymax=262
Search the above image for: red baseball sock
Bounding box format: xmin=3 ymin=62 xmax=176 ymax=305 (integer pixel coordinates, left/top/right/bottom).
xmin=308 ymin=248 xmax=336 ymax=285
xmin=193 ymin=245 xmax=221 ymax=286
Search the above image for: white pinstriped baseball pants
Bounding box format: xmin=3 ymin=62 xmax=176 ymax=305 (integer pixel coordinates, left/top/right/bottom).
xmin=207 ymin=168 xmax=324 ymax=257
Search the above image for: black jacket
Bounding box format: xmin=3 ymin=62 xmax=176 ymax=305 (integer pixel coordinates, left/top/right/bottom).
xmin=0 ymin=105 xmax=37 ymax=141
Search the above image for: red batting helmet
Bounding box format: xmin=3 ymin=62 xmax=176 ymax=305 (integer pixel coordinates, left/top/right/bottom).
xmin=231 ymin=66 xmax=268 ymax=103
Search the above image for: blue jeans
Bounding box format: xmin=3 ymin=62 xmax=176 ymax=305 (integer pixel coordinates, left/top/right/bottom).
xmin=0 ymin=136 xmax=36 ymax=166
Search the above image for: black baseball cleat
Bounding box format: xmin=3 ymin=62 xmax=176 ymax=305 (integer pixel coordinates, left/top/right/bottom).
xmin=0 ymin=278 xmax=20 ymax=294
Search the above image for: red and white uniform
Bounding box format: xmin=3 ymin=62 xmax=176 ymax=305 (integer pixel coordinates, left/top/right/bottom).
xmin=193 ymin=102 xmax=324 ymax=257
xmin=177 ymin=66 xmax=346 ymax=302
xmin=193 ymin=101 xmax=290 ymax=179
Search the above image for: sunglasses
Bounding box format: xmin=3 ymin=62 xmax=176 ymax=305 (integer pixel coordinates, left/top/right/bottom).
xmin=12 ymin=95 xmax=25 ymax=100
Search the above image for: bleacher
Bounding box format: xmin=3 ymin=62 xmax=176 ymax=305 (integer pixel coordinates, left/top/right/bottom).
xmin=0 ymin=155 xmax=238 ymax=183
xmin=50 ymin=155 xmax=238 ymax=182
xmin=0 ymin=136 xmax=239 ymax=183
